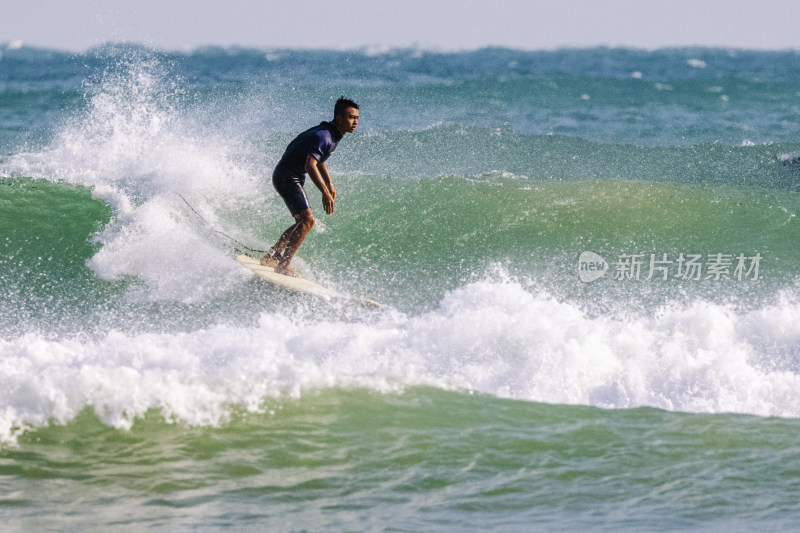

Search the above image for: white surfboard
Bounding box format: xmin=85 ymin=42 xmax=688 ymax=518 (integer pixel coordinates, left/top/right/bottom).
xmin=236 ymin=255 xmax=383 ymax=309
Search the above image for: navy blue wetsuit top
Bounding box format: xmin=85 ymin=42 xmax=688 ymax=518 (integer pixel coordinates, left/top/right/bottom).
xmin=274 ymin=121 xmax=343 ymax=180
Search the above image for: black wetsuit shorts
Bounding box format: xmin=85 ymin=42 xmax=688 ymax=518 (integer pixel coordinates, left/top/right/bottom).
xmin=272 ymin=166 xmax=310 ymax=216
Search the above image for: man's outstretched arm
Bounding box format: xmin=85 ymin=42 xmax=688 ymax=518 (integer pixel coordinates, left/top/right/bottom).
xmin=317 ymin=161 xmax=335 ymax=200
xmin=305 ymin=154 xmax=335 ymax=214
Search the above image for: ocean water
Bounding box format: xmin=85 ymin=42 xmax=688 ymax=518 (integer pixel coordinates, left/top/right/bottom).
xmin=1 ymin=43 xmax=800 ymax=531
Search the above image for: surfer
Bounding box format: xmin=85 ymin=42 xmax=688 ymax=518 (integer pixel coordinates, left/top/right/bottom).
xmin=260 ymin=97 xmax=359 ymax=277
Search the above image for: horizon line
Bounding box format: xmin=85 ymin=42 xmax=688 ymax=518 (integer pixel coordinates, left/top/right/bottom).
xmin=3 ymin=40 xmax=800 ymax=55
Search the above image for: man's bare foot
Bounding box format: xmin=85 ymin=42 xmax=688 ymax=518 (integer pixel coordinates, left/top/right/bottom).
xmin=275 ymin=263 xmax=301 ymax=278
xmin=260 ymin=254 xmax=279 ymax=267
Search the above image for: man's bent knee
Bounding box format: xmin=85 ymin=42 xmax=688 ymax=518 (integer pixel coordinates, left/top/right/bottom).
xmin=294 ymin=209 xmax=315 ymax=230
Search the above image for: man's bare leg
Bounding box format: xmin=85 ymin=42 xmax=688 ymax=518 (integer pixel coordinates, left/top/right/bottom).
xmin=260 ymin=222 xmax=298 ymax=267
xmin=265 ymin=209 xmax=314 ymax=277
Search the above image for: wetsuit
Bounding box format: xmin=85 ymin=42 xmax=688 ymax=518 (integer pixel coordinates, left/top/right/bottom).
xmin=272 ymin=121 xmax=342 ymax=215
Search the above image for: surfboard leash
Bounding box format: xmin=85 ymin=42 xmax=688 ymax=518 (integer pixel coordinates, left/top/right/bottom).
xmin=176 ymin=193 xmax=269 ymax=256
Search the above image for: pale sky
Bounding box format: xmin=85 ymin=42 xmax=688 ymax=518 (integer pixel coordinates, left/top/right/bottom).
xmin=2 ymin=0 xmax=799 ymax=52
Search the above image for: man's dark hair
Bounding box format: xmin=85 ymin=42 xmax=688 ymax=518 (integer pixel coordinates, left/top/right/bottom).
xmin=334 ymin=96 xmax=359 ymax=118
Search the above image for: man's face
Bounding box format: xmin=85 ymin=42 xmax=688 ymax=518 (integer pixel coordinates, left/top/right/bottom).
xmin=335 ymin=107 xmax=359 ymax=134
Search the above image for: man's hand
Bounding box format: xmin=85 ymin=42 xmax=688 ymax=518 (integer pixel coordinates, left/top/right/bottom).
xmin=322 ymin=192 xmax=335 ymax=214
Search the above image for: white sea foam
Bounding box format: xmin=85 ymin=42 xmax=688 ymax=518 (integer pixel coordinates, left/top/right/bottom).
xmin=4 ymin=54 xmax=271 ymax=301
xmin=1 ymin=277 xmax=799 ymax=445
